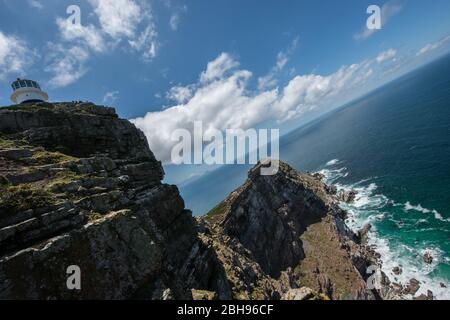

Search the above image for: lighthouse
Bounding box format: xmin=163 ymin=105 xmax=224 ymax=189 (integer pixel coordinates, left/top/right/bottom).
xmin=10 ymin=78 xmax=49 ymax=104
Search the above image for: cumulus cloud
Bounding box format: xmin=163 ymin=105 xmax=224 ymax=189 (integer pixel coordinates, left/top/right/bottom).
xmin=169 ymin=13 xmax=181 ymax=31
xmin=417 ymin=35 xmax=450 ymax=56
xmin=89 ymin=0 xmax=158 ymax=58
xmin=258 ymin=37 xmax=299 ymax=90
xmin=45 ymin=44 xmax=90 ymax=89
xmin=132 ymin=51 xmax=381 ymax=164
xmin=28 ymin=0 xmax=43 ymax=9
xmin=0 ymin=31 xmax=35 ymax=80
xmin=56 ymin=17 xmax=106 ymax=53
xmin=128 ymin=25 xmax=158 ymax=61
xmin=47 ymin=0 xmax=159 ymax=87
xmin=89 ymin=0 xmax=142 ymax=38
xmin=200 ymin=53 xmax=240 ymax=83
xmin=376 ymin=48 xmax=397 ymax=63
xmin=102 ymin=90 xmax=119 ymax=104
xmin=354 ymin=1 xmax=403 ymax=41
xmin=166 ymin=85 xmax=194 ymax=104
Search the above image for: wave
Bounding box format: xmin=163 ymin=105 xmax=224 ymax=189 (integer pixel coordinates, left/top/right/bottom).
xmin=318 ymin=159 xmax=450 ymax=300
xmin=404 ymin=201 xmax=450 ymax=222
xmin=326 ymin=159 xmax=341 ymax=166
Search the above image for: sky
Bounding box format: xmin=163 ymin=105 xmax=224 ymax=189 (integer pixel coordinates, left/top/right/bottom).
xmin=1 ymin=0 xmax=450 ymax=183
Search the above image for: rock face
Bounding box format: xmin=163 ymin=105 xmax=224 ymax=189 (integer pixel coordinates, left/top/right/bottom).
xmin=0 ymin=102 xmax=230 ymax=299
xmin=199 ymin=162 xmax=381 ymax=300
xmin=0 ymin=102 xmax=385 ymax=300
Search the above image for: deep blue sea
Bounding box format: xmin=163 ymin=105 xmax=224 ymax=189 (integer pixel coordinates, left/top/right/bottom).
xmin=179 ymin=54 xmax=450 ymax=298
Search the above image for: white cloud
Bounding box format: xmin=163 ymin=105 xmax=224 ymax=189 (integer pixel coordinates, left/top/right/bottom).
xmin=132 ymin=50 xmax=381 ymax=164
xmin=258 ymin=37 xmax=299 ymax=90
xmin=417 ymin=35 xmax=450 ymax=56
xmin=128 ymin=25 xmax=158 ymax=61
xmin=44 ymin=44 xmax=90 ymax=89
xmin=89 ymin=0 xmax=158 ymax=58
xmin=88 ymin=0 xmax=142 ymax=38
xmin=376 ymin=48 xmax=397 ymax=63
xmin=200 ymin=53 xmax=240 ymax=83
xmin=169 ymin=13 xmax=180 ymax=31
xmin=0 ymin=31 xmax=35 ymax=80
xmin=167 ymin=85 xmax=194 ymax=104
xmin=56 ymin=17 xmax=106 ymax=53
xmin=28 ymin=0 xmax=43 ymax=9
xmin=47 ymin=0 xmax=159 ymax=87
xmin=354 ymin=1 xmax=403 ymax=41
xmin=102 ymin=90 xmax=119 ymax=104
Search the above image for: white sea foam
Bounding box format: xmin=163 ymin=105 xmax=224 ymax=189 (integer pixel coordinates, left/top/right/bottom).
xmin=326 ymin=159 xmax=340 ymax=166
xmin=404 ymin=201 xmax=450 ymax=222
xmin=318 ymin=160 xmax=450 ymax=299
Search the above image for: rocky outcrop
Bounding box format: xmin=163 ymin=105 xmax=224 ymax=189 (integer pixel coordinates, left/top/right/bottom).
xmin=0 ymin=102 xmax=230 ymax=299
xmin=199 ymin=161 xmax=381 ymax=300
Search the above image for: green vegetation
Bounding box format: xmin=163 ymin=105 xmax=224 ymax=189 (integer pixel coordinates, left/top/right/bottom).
xmin=294 ymin=218 xmax=358 ymax=299
xmin=0 ymin=184 xmax=56 ymax=214
xmin=88 ymin=212 xmax=104 ymax=222
xmin=1 ymin=103 xmax=53 ymax=112
xmin=206 ymin=201 xmax=227 ymax=217
xmin=0 ymin=136 xmax=28 ymax=149
xmin=45 ymin=171 xmax=84 ymax=191
xmin=204 ymin=201 xmax=228 ymax=223
xmin=30 ymin=150 xmax=76 ymax=165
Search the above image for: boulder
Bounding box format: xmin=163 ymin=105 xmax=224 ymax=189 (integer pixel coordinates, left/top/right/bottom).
xmin=423 ymin=252 xmax=433 ymax=264
xmin=281 ymin=287 xmax=315 ymax=300
xmin=392 ymin=266 xmax=402 ymax=275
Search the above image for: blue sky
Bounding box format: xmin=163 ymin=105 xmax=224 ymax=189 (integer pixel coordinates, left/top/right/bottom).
xmin=1 ymin=0 xmax=450 ymax=182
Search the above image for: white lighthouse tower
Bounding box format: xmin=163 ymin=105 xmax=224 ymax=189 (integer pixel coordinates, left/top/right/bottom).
xmin=10 ymin=78 xmax=49 ymax=104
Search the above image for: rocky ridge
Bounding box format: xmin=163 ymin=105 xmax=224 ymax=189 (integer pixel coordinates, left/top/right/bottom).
xmin=0 ymin=102 xmax=413 ymax=300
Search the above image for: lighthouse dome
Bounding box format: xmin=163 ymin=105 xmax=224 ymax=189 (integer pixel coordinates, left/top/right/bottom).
xmin=10 ymin=78 xmax=49 ymax=104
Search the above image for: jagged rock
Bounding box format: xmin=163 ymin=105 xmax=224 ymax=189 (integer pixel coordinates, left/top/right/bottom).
xmin=281 ymin=287 xmax=315 ymax=300
xmin=200 ymin=161 xmax=380 ymax=300
xmin=0 ymin=175 xmax=9 ymax=186
xmin=403 ymin=279 xmax=421 ymax=295
xmin=392 ymin=266 xmax=403 ymax=275
xmin=336 ymin=189 xmax=357 ymax=203
xmin=312 ymin=173 xmax=325 ymax=181
xmin=191 ymin=289 xmax=217 ymax=300
xmin=414 ymin=290 xmax=433 ymax=300
xmin=357 ymin=224 xmax=372 ymax=245
xmin=325 ymin=184 xmax=338 ymax=195
xmin=0 ymin=149 xmax=33 ymax=160
xmin=423 ymin=252 xmax=433 ymax=264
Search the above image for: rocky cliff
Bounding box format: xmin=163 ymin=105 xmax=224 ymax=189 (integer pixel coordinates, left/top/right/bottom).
xmin=199 ymin=161 xmax=381 ymax=300
xmin=0 ymin=102 xmax=385 ymax=300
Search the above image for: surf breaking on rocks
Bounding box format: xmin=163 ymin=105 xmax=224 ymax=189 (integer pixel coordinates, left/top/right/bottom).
xmin=317 ymin=159 xmax=450 ymax=300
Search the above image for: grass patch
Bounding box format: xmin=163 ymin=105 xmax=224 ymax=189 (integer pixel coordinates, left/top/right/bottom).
xmin=204 ymin=201 xmax=228 ymax=223
xmin=294 ymin=218 xmax=360 ymax=299
xmin=88 ymin=212 xmax=104 ymax=222
xmin=0 ymin=184 xmax=56 ymax=214
xmin=45 ymin=171 xmax=84 ymax=191
xmin=0 ymin=135 xmax=28 ymax=149
xmin=31 ymin=150 xmax=76 ymax=165
xmin=1 ymin=103 xmax=54 ymax=112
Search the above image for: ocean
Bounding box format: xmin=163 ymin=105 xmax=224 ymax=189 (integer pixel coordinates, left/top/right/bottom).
xmin=179 ymin=54 xmax=450 ymax=298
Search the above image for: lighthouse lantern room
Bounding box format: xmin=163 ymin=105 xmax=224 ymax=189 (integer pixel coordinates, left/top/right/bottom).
xmin=10 ymin=78 xmax=49 ymax=104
